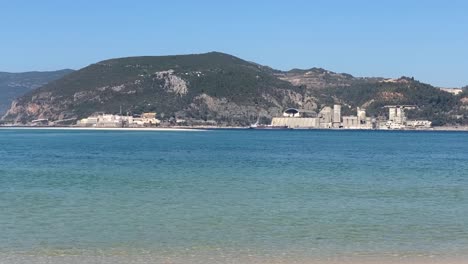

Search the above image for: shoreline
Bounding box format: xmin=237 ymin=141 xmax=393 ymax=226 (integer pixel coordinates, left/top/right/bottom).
xmin=1 ymin=125 xmax=468 ymax=132
xmin=1 ymin=252 xmax=466 ymax=264
xmin=0 ymin=126 xmax=206 ymax=132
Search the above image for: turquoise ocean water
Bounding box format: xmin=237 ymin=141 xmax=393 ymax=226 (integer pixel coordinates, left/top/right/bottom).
xmin=0 ymin=129 xmax=467 ymax=261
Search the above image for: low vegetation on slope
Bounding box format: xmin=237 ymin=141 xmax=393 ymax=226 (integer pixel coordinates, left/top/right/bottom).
xmin=312 ymin=78 xmax=465 ymax=126
xmin=2 ymin=52 xmax=467 ymax=126
xmin=0 ymin=70 xmax=73 ymax=115
xmin=3 ymin=52 xmax=302 ymax=125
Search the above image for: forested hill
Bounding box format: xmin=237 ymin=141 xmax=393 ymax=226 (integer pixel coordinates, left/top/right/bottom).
xmin=0 ymin=70 xmax=73 ymax=115
xmin=2 ymin=52 xmax=467 ymax=126
xmin=306 ymin=77 xmax=467 ymax=126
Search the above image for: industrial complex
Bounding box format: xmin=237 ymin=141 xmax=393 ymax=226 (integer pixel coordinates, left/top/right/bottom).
xmin=75 ymin=104 xmax=431 ymax=130
xmin=37 ymin=105 xmax=431 ymax=130
xmin=77 ymin=112 xmax=160 ymax=128
xmin=270 ymin=105 xmax=432 ymax=130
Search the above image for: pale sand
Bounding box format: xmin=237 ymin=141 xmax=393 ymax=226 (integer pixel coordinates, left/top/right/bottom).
xmin=0 ymin=254 xmax=466 ymax=264
xmin=0 ymin=126 xmax=205 ymax=132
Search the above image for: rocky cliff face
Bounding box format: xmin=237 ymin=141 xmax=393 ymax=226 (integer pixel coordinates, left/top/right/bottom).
xmin=2 ymin=53 xmax=310 ymax=125
xmin=4 ymin=93 xmax=75 ymax=122
xmin=276 ymin=68 xmax=357 ymax=89
xmin=0 ymin=70 xmax=73 ymax=115
xmin=3 ymin=52 xmax=466 ymax=126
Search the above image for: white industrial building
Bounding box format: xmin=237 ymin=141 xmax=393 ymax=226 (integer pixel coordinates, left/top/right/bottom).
xmin=380 ymin=105 xmax=431 ymax=129
xmin=271 ymin=117 xmax=320 ymax=128
xmin=406 ymin=120 xmax=432 ymax=128
xmin=271 ymin=105 xmax=339 ymax=129
xmin=269 ymin=104 xmax=431 ymax=130
xmin=342 ymin=107 xmax=372 ymax=129
xmin=77 ymin=113 xmax=160 ymax=128
xmin=332 ymin=104 xmax=341 ymax=128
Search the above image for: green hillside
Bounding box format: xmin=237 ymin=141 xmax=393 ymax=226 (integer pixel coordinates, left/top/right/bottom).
xmin=0 ymin=69 xmax=73 ymax=114
xmin=6 ymin=52 xmax=301 ymax=125
xmin=311 ymin=78 xmax=465 ymax=126
xmin=3 ymin=52 xmax=467 ymax=126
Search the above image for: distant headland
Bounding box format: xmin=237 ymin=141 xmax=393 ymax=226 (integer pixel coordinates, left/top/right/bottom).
xmin=1 ymin=52 xmax=467 ymax=129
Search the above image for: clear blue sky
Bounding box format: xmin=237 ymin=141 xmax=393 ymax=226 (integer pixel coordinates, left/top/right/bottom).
xmin=1 ymin=0 xmax=467 ymax=87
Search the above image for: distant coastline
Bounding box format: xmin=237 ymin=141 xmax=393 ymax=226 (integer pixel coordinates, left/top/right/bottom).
xmin=0 ymin=126 xmax=205 ymax=132
xmin=1 ymin=125 xmax=468 ymax=132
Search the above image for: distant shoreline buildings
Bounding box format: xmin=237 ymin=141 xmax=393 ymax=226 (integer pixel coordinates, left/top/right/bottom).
xmin=77 ymin=112 xmax=160 ymax=128
xmin=270 ymin=104 xmax=432 ymax=130
xmin=77 ymin=104 xmax=433 ymax=130
xmin=0 ymin=105 xmax=434 ymax=130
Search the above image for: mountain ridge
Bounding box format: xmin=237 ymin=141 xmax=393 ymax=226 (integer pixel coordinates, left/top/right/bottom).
xmin=0 ymin=69 xmax=74 ymax=115
xmin=3 ymin=52 xmax=467 ymax=126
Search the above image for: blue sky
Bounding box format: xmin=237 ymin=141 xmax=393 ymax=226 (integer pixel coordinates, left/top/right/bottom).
xmin=1 ymin=0 xmax=467 ymax=87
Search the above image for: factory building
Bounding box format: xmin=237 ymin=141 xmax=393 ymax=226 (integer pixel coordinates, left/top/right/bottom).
xmin=342 ymin=107 xmax=373 ymax=129
xmin=380 ymin=105 xmax=431 ymax=129
xmin=386 ymin=105 xmax=416 ymax=125
xmin=270 ymin=105 xmax=344 ymax=129
xmin=357 ymin=107 xmax=366 ymax=124
xmin=77 ymin=113 xmax=160 ymax=127
xmin=267 ymin=104 xmax=432 ymax=130
xmin=406 ymin=120 xmax=432 ymax=128
xmin=332 ymin=104 xmax=341 ymax=128
xmin=319 ymin=106 xmax=333 ymax=128
xmin=271 ymin=108 xmax=319 ymax=128
xmin=271 ymin=117 xmax=320 ymax=128
xmin=388 ymin=106 xmax=403 ymax=124
xmin=342 ymin=116 xmax=359 ymax=129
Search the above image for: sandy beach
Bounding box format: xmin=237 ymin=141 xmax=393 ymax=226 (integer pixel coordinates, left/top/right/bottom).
xmin=1 ymin=253 xmax=466 ymax=264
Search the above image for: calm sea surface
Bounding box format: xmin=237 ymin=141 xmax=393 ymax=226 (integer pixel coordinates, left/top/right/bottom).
xmin=0 ymin=129 xmax=467 ymax=261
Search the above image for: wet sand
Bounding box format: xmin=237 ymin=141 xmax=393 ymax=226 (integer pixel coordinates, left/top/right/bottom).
xmin=1 ymin=253 xmax=466 ymax=264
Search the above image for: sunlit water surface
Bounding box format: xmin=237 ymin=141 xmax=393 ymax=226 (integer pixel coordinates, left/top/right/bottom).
xmin=0 ymin=129 xmax=467 ymax=262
